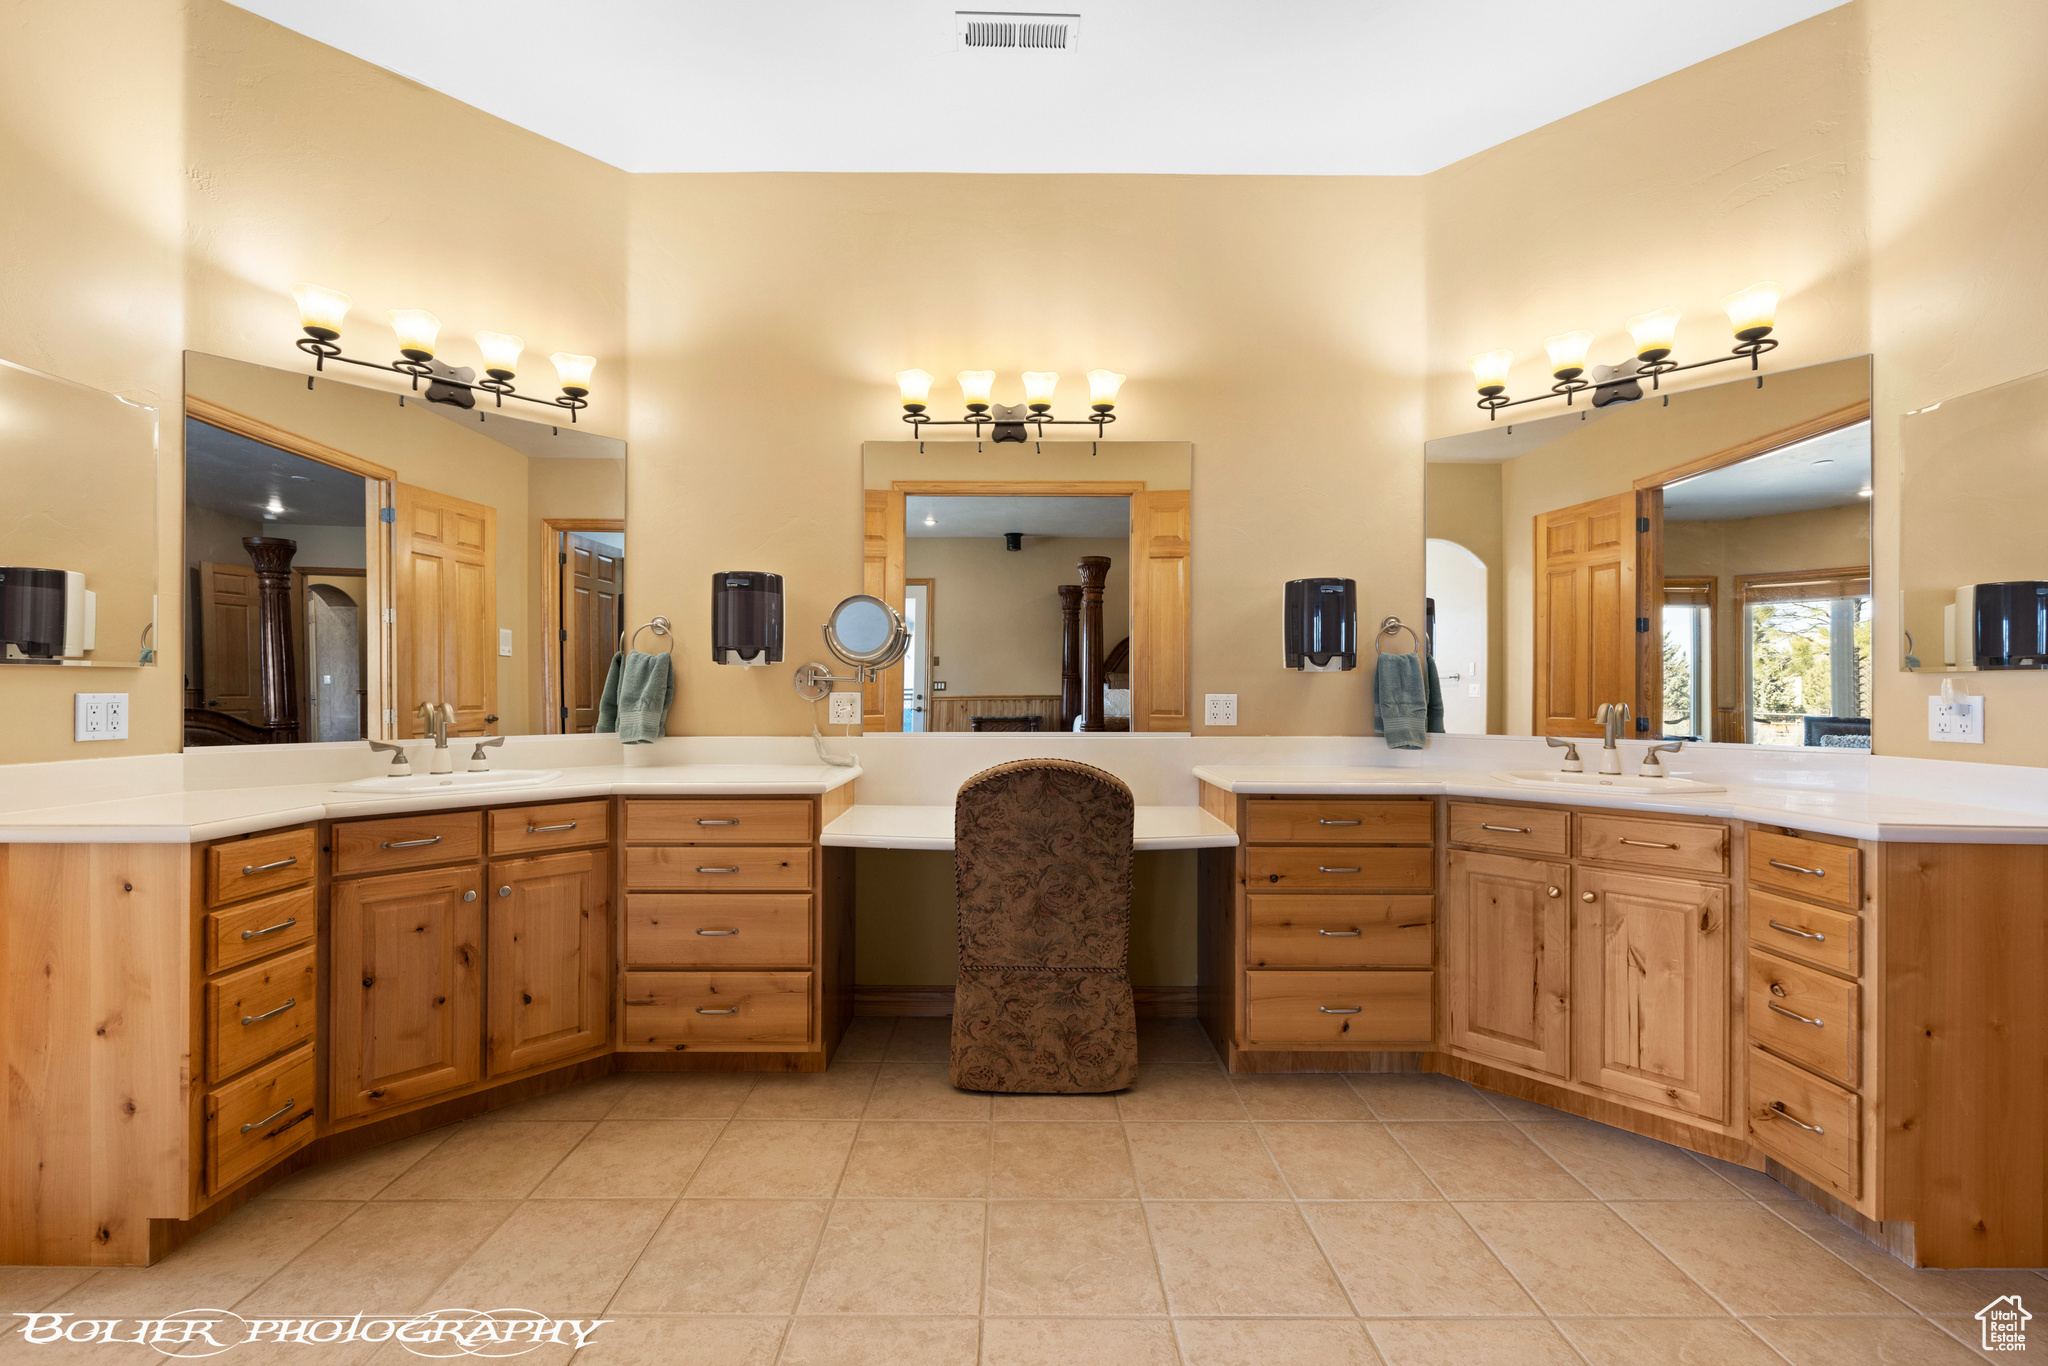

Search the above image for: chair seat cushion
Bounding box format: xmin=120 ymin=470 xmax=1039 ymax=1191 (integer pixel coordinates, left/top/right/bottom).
xmin=950 ymin=968 xmax=1137 ymax=1094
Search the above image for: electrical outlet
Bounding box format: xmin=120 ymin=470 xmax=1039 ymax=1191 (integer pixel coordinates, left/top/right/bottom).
xmin=74 ymin=692 xmax=128 ymax=742
xmin=499 ymin=629 xmax=513 ymax=657
xmin=1205 ymin=693 xmax=1238 ymax=726
xmin=828 ymin=692 xmax=861 ymax=725
xmin=1929 ymin=693 xmax=1984 ymax=743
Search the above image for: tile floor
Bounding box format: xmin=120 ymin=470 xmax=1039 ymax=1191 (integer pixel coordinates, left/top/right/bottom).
xmin=5 ymin=1017 xmax=2043 ymax=1365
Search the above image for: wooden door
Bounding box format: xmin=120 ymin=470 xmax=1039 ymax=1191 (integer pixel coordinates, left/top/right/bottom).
xmin=395 ymin=483 xmax=498 ymax=737
xmin=1572 ymin=866 xmax=1728 ymax=1120
xmin=1533 ymin=491 xmax=1638 ymax=737
xmin=198 ymin=561 xmax=260 ymax=721
xmin=563 ymin=533 xmax=624 ymax=734
xmin=1130 ymin=488 xmax=1191 ymax=732
xmin=1444 ymin=849 xmax=1572 ymax=1077
xmin=486 ymin=848 xmax=610 ymax=1076
xmin=329 ymin=864 xmax=484 ymax=1119
xmin=864 ymin=488 xmax=906 ymax=731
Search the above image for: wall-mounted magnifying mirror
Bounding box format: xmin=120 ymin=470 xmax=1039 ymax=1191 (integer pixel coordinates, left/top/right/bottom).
xmin=794 ymin=594 xmax=909 ymax=700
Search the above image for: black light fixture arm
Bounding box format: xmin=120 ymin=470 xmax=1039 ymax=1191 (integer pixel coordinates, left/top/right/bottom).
xmin=900 ymin=410 xmax=1117 ymax=436
xmin=1476 ymin=338 xmax=1780 ymax=420
xmin=295 ymin=336 xmax=590 ymax=422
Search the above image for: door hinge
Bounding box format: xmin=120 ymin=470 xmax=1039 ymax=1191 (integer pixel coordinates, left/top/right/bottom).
xmin=560 ymin=706 xmax=568 ymax=721
xmin=1637 ymin=516 xmax=1649 ymax=533
xmin=1636 ymin=617 xmax=1650 ymax=632
xmin=1636 ymin=717 xmax=1650 ymax=733
xmin=382 ymin=708 xmax=396 ymax=726
xmin=380 ymin=507 xmax=396 ymax=523
xmin=383 ymin=607 xmax=397 ymax=624
xmin=559 ymin=629 xmax=568 ymax=642
xmin=559 ymin=552 xmax=567 ymax=564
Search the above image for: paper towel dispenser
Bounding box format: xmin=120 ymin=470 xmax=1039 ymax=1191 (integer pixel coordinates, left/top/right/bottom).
xmin=1284 ymin=578 xmax=1357 ymax=672
xmin=1 ymin=567 xmax=95 ymax=661
xmin=1970 ymin=580 xmax=2048 ymax=669
xmin=711 ymin=571 xmax=783 ymax=668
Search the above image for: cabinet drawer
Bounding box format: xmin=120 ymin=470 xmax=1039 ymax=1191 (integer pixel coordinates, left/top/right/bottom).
xmin=1747 ymin=1046 xmax=1859 ymax=1200
xmin=1747 ymin=890 xmax=1860 ymax=979
xmin=1246 ymin=846 xmax=1432 ymax=892
xmin=1748 ymin=830 xmax=1860 ymax=910
xmin=489 ymin=799 xmax=609 ymax=856
xmin=205 ymin=827 xmax=316 ymax=907
xmin=1244 ymin=970 xmax=1432 ymax=1046
xmin=1577 ymin=813 xmax=1728 ymax=876
xmin=626 ymin=845 xmax=812 ymax=892
xmin=1747 ymin=949 xmax=1859 ymax=1087
xmin=205 ymin=1045 xmax=317 ymax=1195
xmin=204 ymin=886 xmax=316 ymax=974
xmin=623 ymin=971 xmax=812 ymax=1047
xmin=1245 ymin=798 xmax=1432 ymax=845
xmin=1246 ymin=894 xmax=1433 ymax=968
xmin=628 ymin=894 xmax=813 ymax=967
xmin=331 ymin=809 xmax=483 ymax=876
xmin=625 ymin=798 xmax=813 ymax=845
xmin=1449 ymin=803 xmax=1571 ymax=857
xmin=206 ymin=946 xmax=317 ymax=1083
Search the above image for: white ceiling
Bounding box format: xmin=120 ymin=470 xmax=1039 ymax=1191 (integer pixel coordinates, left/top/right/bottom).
xmin=908 ymin=494 xmax=1129 ymax=538
xmin=186 ymin=418 xmax=367 ymax=526
xmin=1663 ymin=420 xmax=1872 ymax=521
xmin=225 ymin=2 xmax=1842 ymax=175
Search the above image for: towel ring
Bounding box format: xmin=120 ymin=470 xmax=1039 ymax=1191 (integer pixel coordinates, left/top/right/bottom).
xmin=621 ymin=615 xmax=675 ymax=655
xmin=1374 ymin=616 xmax=1421 ymax=655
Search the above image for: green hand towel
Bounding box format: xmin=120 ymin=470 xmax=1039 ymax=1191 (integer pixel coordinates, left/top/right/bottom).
xmin=1373 ymin=650 xmax=1428 ymax=749
xmin=596 ymin=652 xmax=622 ymax=734
xmin=1426 ymin=654 xmax=1446 ymax=734
xmin=604 ymin=649 xmax=673 ymax=744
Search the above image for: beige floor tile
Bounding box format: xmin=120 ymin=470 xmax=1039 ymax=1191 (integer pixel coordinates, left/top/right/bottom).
xmin=1476 ymin=1090 xmax=1576 ymax=1122
xmin=1365 ymin=1317 xmax=1580 ymax=1366
xmin=1146 ymin=1201 xmax=1350 ymax=1316
xmin=882 ymin=1015 xmax=956 ymax=1062
xmin=1346 ymin=1073 xmax=1502 ymax=1122
xmin=1258 ymin=1122 xmax=1437 ymax=1201
xmin=778 ymin=1316 xmax=980 ymax=1365
xmin=476 ymin=1073 xmax=634 ymax=1122
xmin=737 ymin=1064 xmax=879 ymax=1120
xmin=1688 ymin=1152 xmax=1789 ymax=1200
xmin=565 ymin=1315 xmax=786 ymax=1366
xmin=530 ymin=1119 xmax=724 ymax=1198
xmin=983 ymin=1201 xmax=1166 ymax=1316
xmin=1456 ymin=1201 xmax=1719 ymax=1316
xmin=864 ymin=1064 xmax=993 ymax=1121
xmin=982 ymin=1317 xmax=1178 ymax=1366
xmin=1125 ymin=1122 xmax=1287 ymax=1200
xmin=256 ymin=1127 xmax=456 ymax=1201
xmin=606 ymin=1071 xmax=759 ymax=1120
xmin=1303 ymin=1202 xmax=1538 ymax=1318
xmin=429 ymin=1198 xmax=666 ymax=1313
xmin=374 ymin=1119 xmax=591 ymax=1201
xmin=1137 ymin=1018 xmax=1219 ymax=1063
xmin=1173 ymin=1317 xmax=1383 ymax=1365
xmin=47 ymin=1201 xmax=358 ymax=1317
xmin=608 ymin=1199 xmax=828 ymax=1313
xmin=989 ymin=1092 xmax=1122 ymax=1122
xmin=1555 ymin=1317 xmax=1784 ymax=1366
xmin=684 ymin=1120 xmax=858 ymax=1198
xmin=1744 ymin=1314 xmax=1989 ymax=1364
xmin=1932 ymin=1315 xmax=2026 ymax=1361
xmin=991 ymin=1122 xmax=1136 ymax=1199
xmin=0 ymin=1266 xmax=97 ymax=1313
xmin=1230 ymin=1073 xmax=1372 ymax=1120
xmin=0 ymin=1330 xmax=160 ymax=1365
xmin=839 ymin=1122 xmax=991 ymax=1198
xmin=798 ymin=1200 xmax=986 ymax=1315
xmin=1117 ymin=1065 xmax=1246 ymax=1122
xmin=236 ymin=1200 xmax=516 ymax=1315
xmin=1764 ymin=1197 xmax=2048 ymax=1316
xmin=833 ymin=1016 xmax=896 ymax=1062
xmin=1385 ymin=1121 xmax=1589 ymax=1200
xmin=1614 ymin=1200 xmax=1910 ymax=1315
xmin=1517 ymin=1120 xmax=1747 ymax=1201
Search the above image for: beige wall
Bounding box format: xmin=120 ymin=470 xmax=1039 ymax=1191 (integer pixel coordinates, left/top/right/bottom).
xmin=1423 ymin=462 xmax=1506 ymax=733
xmin=905 ymin=535 xmax=1131 ymax=699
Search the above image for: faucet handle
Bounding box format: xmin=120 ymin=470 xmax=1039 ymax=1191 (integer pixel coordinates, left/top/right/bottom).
xmin=1640 ymin=739 xmax=1684 ymax=777
xmin=1545 ymin=735 xmax=1584 ymax=772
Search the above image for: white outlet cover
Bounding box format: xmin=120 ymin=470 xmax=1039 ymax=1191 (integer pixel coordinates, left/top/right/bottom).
xmin=74 ymin=692 xmax=128 ymax=742
xmin=1928 ymin=694 xmax=1984 ymax=743
xmin=828 ymin=692 xmax=861 ymax=724
xmin=499 ymin=628 xmax=514 ymax=657
xmin=1204 ymin=693 xmax=1238 ymax=726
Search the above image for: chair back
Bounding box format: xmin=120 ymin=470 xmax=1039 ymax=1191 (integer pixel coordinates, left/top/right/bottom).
xmin=955 ymin=759 xmax=1134 ymax=971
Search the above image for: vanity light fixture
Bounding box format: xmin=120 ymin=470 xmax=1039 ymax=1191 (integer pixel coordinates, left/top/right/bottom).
xmin=1469 ymin=281 xmax=1783 ymax=420
xmin=289 ymin=283 xmax=596 ymax=421
xmin=895 ymin=367 xmax=1122 ymax=441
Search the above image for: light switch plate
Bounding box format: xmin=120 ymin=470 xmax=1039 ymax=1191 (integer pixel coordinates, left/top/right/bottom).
xmin=499 ymin=629 xmax=513 ymax=657
xmin=74 ymin=692 xmax=128 ymax=741
xmin=1929 ymin=693 xmax=1983 ymax=743
xmin=1205 ymin=693 xmax=1238 ymax=726
xmin=828 ymin=692 xmax=861 ymax=724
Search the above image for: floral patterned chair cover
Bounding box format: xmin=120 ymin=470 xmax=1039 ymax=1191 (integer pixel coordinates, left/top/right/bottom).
xmin=949 ymin=759 xmax=1137 ymax=1093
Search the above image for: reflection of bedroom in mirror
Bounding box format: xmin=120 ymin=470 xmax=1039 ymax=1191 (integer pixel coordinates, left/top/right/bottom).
xmin=183 ymin=352 xmax=625 ymax=747
xmin=1425 ymin=356 xmax=1872 ymax=747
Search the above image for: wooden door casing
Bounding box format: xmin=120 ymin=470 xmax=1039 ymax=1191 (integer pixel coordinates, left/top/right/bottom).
xmin=863 ymin=488 xmax=906 ymax=731
xmin=198 ymin=561 xmax=260 ymax=721
xmin=486 ymin=848 xmax=610 ymax=1076
xmin=1532 ymin=491 xmax=1639 ymax=738
xmin=1130 ymin=488 xmax=1191 ymax=732
xmin=395 ymin=483 xmax=498 ymax=737
xmin=564 ymin=533 xmax=624 ymax=734
xmin=1444 ymin=849 xmax=1573 ymax=1077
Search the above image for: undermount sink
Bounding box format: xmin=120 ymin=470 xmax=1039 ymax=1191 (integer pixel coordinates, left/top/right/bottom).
xmin=1489 ymin=769 xmax=1726 ymax=795
xmin=331 ymin=768 xmax=562 ymax=796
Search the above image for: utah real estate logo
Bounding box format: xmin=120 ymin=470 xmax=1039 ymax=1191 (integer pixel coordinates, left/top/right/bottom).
xmin=1979 ymin=1294 xmax=2031 ymax=1353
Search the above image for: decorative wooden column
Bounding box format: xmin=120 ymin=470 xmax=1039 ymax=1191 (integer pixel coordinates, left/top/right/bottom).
xmin=1057 ymin=585 xmax=1082 ymax=732
xmin=241 ymin=536 xmax=301 ymax=744
xmin=1077 ymin=556 xmax=1110 ymax=733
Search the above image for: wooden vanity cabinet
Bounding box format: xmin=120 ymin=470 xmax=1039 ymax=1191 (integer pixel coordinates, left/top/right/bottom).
xmin=486 ymin=846 xmax=609 ymax=1076
xmin=1443 ymin=848 xmax=1572 ymax=1078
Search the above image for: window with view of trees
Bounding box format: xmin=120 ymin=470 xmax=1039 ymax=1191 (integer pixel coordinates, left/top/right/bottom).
xmin=1740 ymin=571 xmax=1872 ymax=746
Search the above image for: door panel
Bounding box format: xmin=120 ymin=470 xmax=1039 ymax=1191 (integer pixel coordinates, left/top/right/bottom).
xmin=395 ymin=483 xmax=498 ymax=738
xmin=564 ymin=533 xmax=623 ymax=734
xmin=487 ymin=849 xmax=610 ymax=1075
xmin=198 ymin=561 xmax=260 ymax=721
xmin=1130 ymin=488 xmax=1191 ymax=732
xmin=1533 ymin=491 xmax=1640 ymax=737
xmin=1444 ymin=849 xmax=1572 ymax=1077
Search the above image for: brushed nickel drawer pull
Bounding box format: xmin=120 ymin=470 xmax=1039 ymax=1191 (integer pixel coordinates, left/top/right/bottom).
xmin=1768 ymin=1001 xmax=1826 ymax=1028
xmin=1769 ymin=919 xmax=1826 ymax=942
xmin=697 ymin=865 xmax=742 ymax=874
xmin=697 ymin=928 xmax=740 ymax=936
xmin=1547 ymin=886 xmax=1562 ymax=898
xmin=241 ymin=998 xmax=298 ymax=1026
xmin=380 ymin=835 xmax=443 ymax=850
xmin=1768 ymin=857 xmax=1826 ymax=878
xmin=1318 ymin=1005 xmax=1363 ymax=1015
xmin=1619 ymin=837 xmax=1677 ymax=849
xmin=1318 ymin=818 xmax=1362 ymax=826
xmin=240 ymin=916 xmax=299 ymax=941
xmin=697 ymin=817 xmax=741 ymax=826
xmin=1767 ymin=1100 xmax=1824 ymax=1135
xmin=241 ymin=856 xmax=299 ymax=875
xmin=695 ymin=1006 xmax=740 ymax=1015
xmin=1317 ymin=866 xmax=1361 ymax=874
xmin=526 ymin=821 xmax=577 ymax=833
xmin=240 ymin=1098 xmax=296 ymax=1133
xmin=1318 ymin=928 xmax=1362 ymax=937
xmin=1481 ymin=823 xmax=1531 ymax=834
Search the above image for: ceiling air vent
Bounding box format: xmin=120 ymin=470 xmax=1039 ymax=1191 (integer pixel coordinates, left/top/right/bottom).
xmin=956 ymin=11 xmax=1081 ymax=51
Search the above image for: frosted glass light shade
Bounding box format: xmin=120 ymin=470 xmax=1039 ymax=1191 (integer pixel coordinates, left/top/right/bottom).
xmin=896 ymin=368 xmax=933 ymax=410
xmin=1022 ymin=371 xmax=1059 ymax=411
xmin=550 ymin=352 xmax=596 ymax=396
xmin=291 ymin=283 xmax=351 ymax=340
xmin=1626 ymin=307 xmax=1681 ymax=362
xmin=957 ymin=370 xmax=995 ymax=412
xmin=1721 ymin=281 xmax=1781 ymax=341
xmin=475 ymin=331 xmax=524 ymax=379
xmin=1469 ymin=349 xmax=1513 ymax=396
xmin=1087 ymin=369 xmax=1125 ymax=410
xmin=387 ymin=309 xmax=441 ymax=361
xmin=1544 ymin=330 xmax=1595 ymax=380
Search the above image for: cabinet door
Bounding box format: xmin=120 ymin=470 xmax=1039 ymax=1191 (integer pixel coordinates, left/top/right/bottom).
xmin=1444 ymin=849 xmax=1572 ymax=1077
xmin=487 ymin=848 xmax=610 ymax=1076
xmin=1573 ymin=867 xmax=1728 ymax=1120
xmin=329 ymin=864 xmax=484 ymax=1119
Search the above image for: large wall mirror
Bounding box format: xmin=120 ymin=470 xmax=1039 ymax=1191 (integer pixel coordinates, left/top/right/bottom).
xmin=183 ymin=353 xmax=624 ymax=746
xmin=1 ymin=358 xmax=158 ymax=667
xmin=860 ymin=441 xmax=1192 ymax=733
xmin=1425 ymin=356 xmax=1873 ymax=747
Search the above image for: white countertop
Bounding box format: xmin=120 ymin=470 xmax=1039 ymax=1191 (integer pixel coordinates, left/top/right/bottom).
xmin=821 ymin=804 xmax=1240 ymax=852
xmin=1192 ymin=765 xmax=2048 ymax=844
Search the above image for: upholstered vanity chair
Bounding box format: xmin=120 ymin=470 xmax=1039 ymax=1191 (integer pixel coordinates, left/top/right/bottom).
xmin=950 ymin=759 xmax=1138 ymax=1092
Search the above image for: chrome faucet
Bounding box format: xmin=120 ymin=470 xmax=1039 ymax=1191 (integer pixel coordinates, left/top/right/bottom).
xmin=1595 ymin=702 xmax=1631 ymax=775
xmin=366 ymin=738 xmax=412 ymax=776
xmin=418 ymin=702 xmax=458 ymax=774
xmin=1640 ymin=739 xmax=1684 ymax=778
